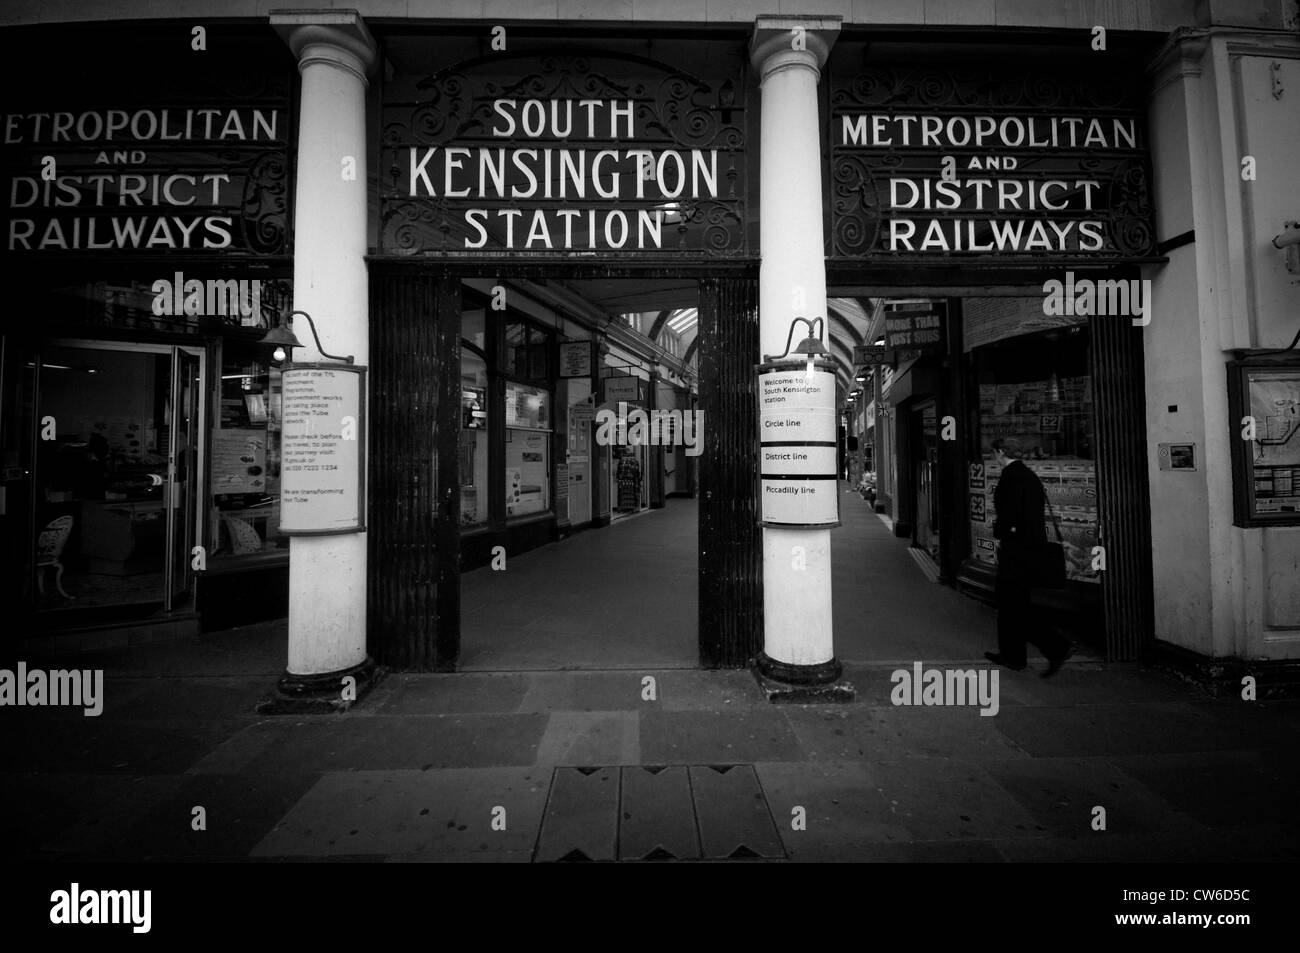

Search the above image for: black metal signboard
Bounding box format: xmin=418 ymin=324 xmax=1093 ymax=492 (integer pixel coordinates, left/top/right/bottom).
xmin=853 ymin=344 xmax=895 ymax=365
xmin=379 ymin=43 xmax=749 ymax=258
xmin=827 ymin=46 xmax=1157 ymax=265
xmin=1 ymin=27 xmax=293 ymax=259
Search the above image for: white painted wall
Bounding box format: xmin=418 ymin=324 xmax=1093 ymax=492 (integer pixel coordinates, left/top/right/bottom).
xmin=1146 ymin=31 xmax=1300 ymax=661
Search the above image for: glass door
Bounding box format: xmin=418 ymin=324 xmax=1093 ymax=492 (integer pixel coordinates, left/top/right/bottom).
xmin=30 ymin=341 xmax=205 ymax=617
xmin=165 ymin=347 xmax=204 ymax=609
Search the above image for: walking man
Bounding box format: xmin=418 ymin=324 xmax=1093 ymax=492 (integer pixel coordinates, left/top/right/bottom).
xmin=983 ymin=437 xmax=1072 ymax=677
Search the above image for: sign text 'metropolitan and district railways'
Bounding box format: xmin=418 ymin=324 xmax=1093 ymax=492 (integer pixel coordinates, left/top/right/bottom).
xmin=406 ymin=98 xmax=720 ymax=251
xmin=4 ymin=107 xmax=281 ymax=252
xmin=838 ymin=111 xmax=1141 ymax=253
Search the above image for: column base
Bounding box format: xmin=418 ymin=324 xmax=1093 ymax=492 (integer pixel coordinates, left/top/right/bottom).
xmin=753 ymin=652 xmax=855 ymax=703
xmin=256 ymin=656 xmax=383 ymax=714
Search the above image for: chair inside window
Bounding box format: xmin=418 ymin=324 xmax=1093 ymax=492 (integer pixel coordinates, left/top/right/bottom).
xmin=36 ymin=515 xmax=75 ymax=599
xmin=223 ymin=515 xmax=264 ymax=555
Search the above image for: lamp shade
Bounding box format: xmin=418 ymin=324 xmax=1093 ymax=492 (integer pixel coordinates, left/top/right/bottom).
xmin=792 ymin=335 xmax=830 ymax=358
xmin=258 ymin=325 xmax=303 ymax=350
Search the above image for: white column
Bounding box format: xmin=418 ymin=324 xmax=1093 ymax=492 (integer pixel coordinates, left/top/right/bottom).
xmin=751 ymin=17 xmax=842 ymax=683
xmin=272 ymin=13 xmax=376 ymax=683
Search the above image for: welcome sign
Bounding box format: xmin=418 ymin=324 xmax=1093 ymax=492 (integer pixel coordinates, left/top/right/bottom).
xmin=380 ymin=46 xmax=749 ymax=257
xmin=827 ymin=52 xmax=1156 ymax=263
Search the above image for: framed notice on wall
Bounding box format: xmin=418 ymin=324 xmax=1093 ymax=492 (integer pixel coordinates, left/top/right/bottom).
xmin=1227 ymin=359 xmax=1300 ymax=526
xmin=279 ymin=363 xmax=366 ymax=535
xmin=559 ymin=342 xmax=593 ymax=378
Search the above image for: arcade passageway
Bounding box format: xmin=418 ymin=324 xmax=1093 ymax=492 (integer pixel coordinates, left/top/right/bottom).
xmin=460 ymin=486 xmax=1013 ymax=671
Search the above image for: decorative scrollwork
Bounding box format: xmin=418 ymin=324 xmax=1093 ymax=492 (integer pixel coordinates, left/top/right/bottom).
xmin=241 ymin=153 xmax=288 ymax=254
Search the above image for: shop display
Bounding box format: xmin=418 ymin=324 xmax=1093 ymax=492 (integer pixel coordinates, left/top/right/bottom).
xmin=616 ymin=448 xmax=643 ymax=511
xmin=505 ymin=429 xmax=549 ymax=517
xmin=968 ymin=326 xmax=1098 ymax=584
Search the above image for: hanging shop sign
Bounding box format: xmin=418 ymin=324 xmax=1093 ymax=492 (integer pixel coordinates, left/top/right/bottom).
xmin=826 ymin=49 xmax=1156 ymax=264
xmin=279 ymin=364 xmax=367 ymax=535
xmin=853 ymin=344 xmax=895 ymax=365
xmin=884 ymin=310 xmax=943 ymax=352
xmin=559 ymin=341 xmax=593 ymax=377
xmin=1 ymin=29 xmax=291 ymax=257
xmin=757 ymin=360 xmax=840 ymax=527
xmin=379 ymin=44 xmax=748 ymax=257
xmin=605 ymin=376 xmax=640 ymax=402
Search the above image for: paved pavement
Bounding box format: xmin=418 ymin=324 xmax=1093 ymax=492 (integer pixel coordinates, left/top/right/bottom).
xmin=5 ymin=489 xmax=1296 ymax=862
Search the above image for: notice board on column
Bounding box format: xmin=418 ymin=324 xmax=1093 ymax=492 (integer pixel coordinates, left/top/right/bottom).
xmin=279 ymin=363 xmax=366 ymax=535
xmin=758 ymin=361 xmax=841 ymax=528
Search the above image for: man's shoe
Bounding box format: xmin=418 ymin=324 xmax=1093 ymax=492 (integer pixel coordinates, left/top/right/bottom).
xmin=1042 ymin=646 xmax=1074 ymax=679
xmin=984 ymin=652 xmax=1026 ymax=671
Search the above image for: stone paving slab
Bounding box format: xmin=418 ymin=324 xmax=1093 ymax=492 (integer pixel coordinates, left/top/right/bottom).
xmin=982 ymin=756 xmax=1203 ymax=838
xmin=655 ymin=670 xmax=770 ymax=710
xmin=866 ymin=759 xmax=1043 ymax=842
xmin=33 ymin=770 xmax=324 ymax=862
xmin=185 ymin=720 xmax=284 ymax=775
xmin=754 ymin=761 xmax=907 ymax=860
xmin=782 ymin=704 xmax=1030 ymax=762
xmin=7 ymin=714 xmax=239 ymax=775
xmin=35 ymin=774 xmax=189 ymax=859
xmin=992 ymin=822 xmax=1300 ymax=863
xmin=842 ymin=840 xmax=1007 ymax=862
xmin=250 ymin=767 xmax=549 ymax=859
xmin=535 ymin=712 xmax=640 ymax=766
xmin=368 ymin=673 xmax=533 ymax=715
xmin=236 ymin=713 xmax=550 ymax=773
xmin=518 ymin=671 xmax=652 ymax=712
xmin=1107 ymin=748 xmax=1300 ymax=829
xmin=639 ymin=709 xmax=805 ymax=764
xmin=385 ymin=850 xmax=533 ymax=862
xmin=618 ymin=766 xmax=700 ymax=861
xmin=534 ymin=766 xmax=619 ymax=862
xmin=991 ymin=702 xmax=1282 ymax=758
xmin=988 ymin=664 xmax=1195 ymax=708
xmin=689 ymin=765 xmax=784 ymax=859
xmin=104 ymin=677 xmax=275 ymax=721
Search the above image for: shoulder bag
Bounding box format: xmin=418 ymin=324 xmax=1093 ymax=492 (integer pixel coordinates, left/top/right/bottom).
xmin=1031 ymin=497 xmax=1069 ymax=590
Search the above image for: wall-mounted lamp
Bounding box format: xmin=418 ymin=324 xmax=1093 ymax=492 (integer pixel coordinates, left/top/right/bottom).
xmin=764 ymin=316 xmax=830 ymax=381
xmin=258 ymin=309 xmax=355 ymax=365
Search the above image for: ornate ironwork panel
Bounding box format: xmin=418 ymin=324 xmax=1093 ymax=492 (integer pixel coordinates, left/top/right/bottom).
xmin=379 ymin=45 xmax=749 ymax=259
xmin=1089 ymin=313 xmax=1155 ymax=660
xmin=827 ymin=47 xmax=1157 ymax=266
xmin=697 ymin=275 xmax=763 ymax=667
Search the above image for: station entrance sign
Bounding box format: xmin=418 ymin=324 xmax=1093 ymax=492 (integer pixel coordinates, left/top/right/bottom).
xmin=758 ymin=360 xmax=840 ymax=527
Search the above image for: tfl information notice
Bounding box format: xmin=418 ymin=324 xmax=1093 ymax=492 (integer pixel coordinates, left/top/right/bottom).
xmin=279 ymin=364 xmax=366 ymax=535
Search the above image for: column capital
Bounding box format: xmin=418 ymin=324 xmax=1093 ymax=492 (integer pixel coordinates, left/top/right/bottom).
xmin=1146 ymin=26 xmax=1210 ymax=94
xmin=270 ymin=9 xmax=377 ymax=86
xmin=750 ymin=15 xmax=841 ymax=80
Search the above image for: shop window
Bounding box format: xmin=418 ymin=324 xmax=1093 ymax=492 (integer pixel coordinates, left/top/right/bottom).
xmin=503 ymin=321 xmax=552 ymax=383
xmin=210 ymin=342 xmax=284 ymax=560
xmin=1227 ymin=359 xmax=1300 ymax=526
xmin=461 ymin=345 xmax=490 ymax=528
xmin=967 ymin=326 xmax=1099 ymax=583
xmin=464 ymin=308 xmax=487 ymax=353
xmin=505 ymin=381 xmax=551 ymax=519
